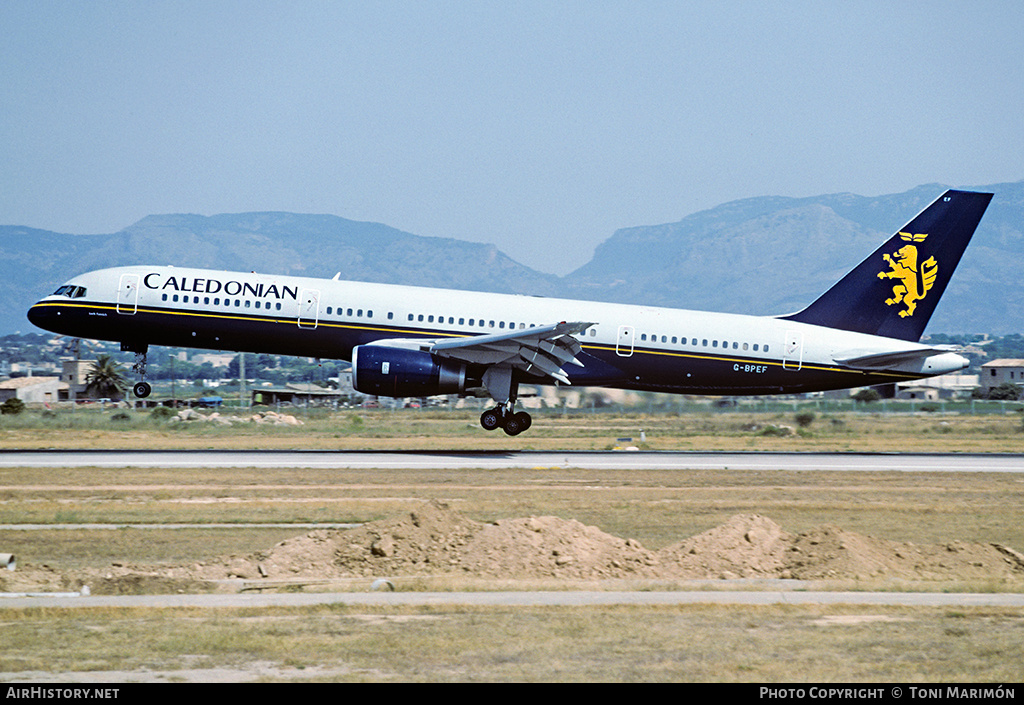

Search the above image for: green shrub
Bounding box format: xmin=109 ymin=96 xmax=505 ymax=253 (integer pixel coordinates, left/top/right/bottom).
xmin=1 ymin=398 xmax=26 ymax=415
xmin=794 ymin=412 xmax=815 ymax=428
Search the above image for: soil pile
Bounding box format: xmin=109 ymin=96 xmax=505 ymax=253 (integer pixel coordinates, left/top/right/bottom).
xmin=8 ymin=502 xmax=1024 ymax=594
xmin=659 ymin=514 xmax=793 ymax=579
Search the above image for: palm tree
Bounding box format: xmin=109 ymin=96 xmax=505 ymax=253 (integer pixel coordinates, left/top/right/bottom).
xmin=85 ymin=355 xmax=128 ymax=400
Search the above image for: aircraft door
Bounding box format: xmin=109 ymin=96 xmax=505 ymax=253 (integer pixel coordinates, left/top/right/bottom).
xmin=782 ymin=330 xmax=803 ymax=371
xmin=116 ymin=273 xmax=140 ymax=315
xmin=616 ymin=325 xmax=635 ymax=357
xmin=297 ymin=289 xmax=320 ymax=329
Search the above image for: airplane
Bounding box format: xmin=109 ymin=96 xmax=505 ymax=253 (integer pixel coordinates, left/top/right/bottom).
xmin=27 ymin=189 xmax=993 ymax=436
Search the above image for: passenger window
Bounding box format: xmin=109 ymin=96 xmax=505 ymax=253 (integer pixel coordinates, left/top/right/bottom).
xmin=162 ymin=294 xmax=168 ymax=301
xmin=712 ymin=340 xmax=718 ymax=347
xmin=418 ymin=314 xmax=424 ymax=322
xmin=661 ymin=335 xmax=667 ymax=343
xmin=640 ymin=334 xmax=647 ymax=341
xmin=743 ymin=343 xmax=748 ymax=350
xmin=753 ymin=344 xmax=759 ymax=351
xmin=245 ymin=300 xmax=251 ymax=308
xmin=499 ymin=321 xmax=505 ymax=329
xmin=173 ymin=294 xmax=179 ymax=302
xmin=388 ymin=312 xmax=394 ymax=320
xmin=357 ymin=309 xmax=363 ymax=317
xmin=733 ymin=342 xmax=738 ymax=349
xmin=702 ymin=339 xmax=708 ymax=346
xmin=459 ymin=318 xmax=465 ymax=325
xmin=764 ymin=345 xmax=770 ymax=353
xmin=428 ymin=315 xmax=434 ymax=323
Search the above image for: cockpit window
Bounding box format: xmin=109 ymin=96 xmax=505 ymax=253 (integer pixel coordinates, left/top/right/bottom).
xmin=53 ymin=285 xmax=86 ymax=298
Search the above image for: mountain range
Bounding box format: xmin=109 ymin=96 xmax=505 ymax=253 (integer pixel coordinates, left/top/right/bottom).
xmin=4 ymin=180 xmax=1022 ymax=338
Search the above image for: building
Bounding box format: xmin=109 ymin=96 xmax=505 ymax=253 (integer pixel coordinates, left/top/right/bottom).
xmin=979 ymin=360 xmax=1024 ymax=392
xmin=252 ymin=383 xmax=345 ymax=407
xmin=0 ymin=377 xmax=63 ymax=405
xmin=896 ymin=373 xmax=979 ymax=400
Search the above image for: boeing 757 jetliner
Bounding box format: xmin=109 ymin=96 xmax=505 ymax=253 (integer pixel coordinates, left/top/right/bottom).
xmin=28 ymin=190 xmax=992 ymax=435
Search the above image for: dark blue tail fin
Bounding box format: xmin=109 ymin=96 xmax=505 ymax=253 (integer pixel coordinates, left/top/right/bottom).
xmin=781 ymin=189 xmax=993 ymax=341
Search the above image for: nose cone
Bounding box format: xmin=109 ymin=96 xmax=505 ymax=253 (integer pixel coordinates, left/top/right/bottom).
xmin=26 ymin=301 xmax=55 ymax=332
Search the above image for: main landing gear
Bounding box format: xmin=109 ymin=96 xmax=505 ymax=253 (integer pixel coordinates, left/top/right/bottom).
xmin=477 ymin=366 xmax=531 ymax=436
xmin=122 ymin=342 xmax=151 ymax=399
xmin=479 ymin=405 xmax=532 ymax=436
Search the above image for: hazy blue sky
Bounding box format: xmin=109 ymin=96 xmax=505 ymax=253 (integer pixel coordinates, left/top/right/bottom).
xmin=3 ymin=1 xmax=1022 ymax=274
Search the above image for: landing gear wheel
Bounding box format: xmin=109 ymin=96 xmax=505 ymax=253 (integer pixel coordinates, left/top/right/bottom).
xmin=502 ymin=411 xmax=532 ymax=436
xmin=480 ymin=408 xmax=502 ymax=431
xmin=133 ymin=382 xmax=152 ymax=399
xmin=514 ymin=411 xmax=532 ymax=432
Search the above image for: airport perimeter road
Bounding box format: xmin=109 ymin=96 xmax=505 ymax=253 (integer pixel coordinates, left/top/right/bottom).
xmin=1 ymin=450 xmax=1024 ymax=472
xmin=3 ymin=590 xmax=1024 ymax=610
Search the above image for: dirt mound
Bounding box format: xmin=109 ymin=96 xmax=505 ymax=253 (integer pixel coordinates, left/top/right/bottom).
xmin=659 ymin=514 xmax=792 ymax=579
xmin=458 ymin=515 xmax=661 ymax=579
xmin=785 ymin=525 xmax=1024 ymax=581
xmin=332 ymin=500 xmax=484 ymax=577
xmin=8 ymin=503 xmax=1024 ymax=593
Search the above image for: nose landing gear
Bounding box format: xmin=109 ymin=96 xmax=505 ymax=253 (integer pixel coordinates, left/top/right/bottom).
xmin=122 ymin=342 xmax=151 ymax=399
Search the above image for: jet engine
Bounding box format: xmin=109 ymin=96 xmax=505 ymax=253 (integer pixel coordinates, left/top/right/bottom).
xmin=352 ymin=345 xmax=477 ymax=398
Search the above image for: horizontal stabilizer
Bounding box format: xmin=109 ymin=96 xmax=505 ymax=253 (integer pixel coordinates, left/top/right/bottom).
xmin=833 ymin=345 xmax=968 ymax=375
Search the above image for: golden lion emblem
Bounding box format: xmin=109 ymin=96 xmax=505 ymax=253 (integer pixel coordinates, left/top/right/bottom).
xmin=877 ymin=232 xmax=938 ymax=318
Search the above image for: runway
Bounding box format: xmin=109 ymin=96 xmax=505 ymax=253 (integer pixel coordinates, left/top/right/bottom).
xmin=2 ymin=449 xmax=1024 ymax=472
xmin=3 ymin=590 xmax=1024 ymax=610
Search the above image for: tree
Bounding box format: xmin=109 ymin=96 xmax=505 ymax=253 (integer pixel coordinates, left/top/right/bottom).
xmin=985 ymin=382 xmax=1021 ymax=401
xmin=85 ymin=355 xmax=128 ymax=399
xmin=851 ymin=388 xmax=881 ymax=403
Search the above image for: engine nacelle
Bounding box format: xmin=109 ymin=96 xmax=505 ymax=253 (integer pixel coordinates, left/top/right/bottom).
xmin=352 ymin=345 xmax=472 ymax=398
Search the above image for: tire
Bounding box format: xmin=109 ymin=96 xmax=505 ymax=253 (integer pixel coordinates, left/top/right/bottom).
xmin=514 ymin=411 xmax=532 ymax=431
xmin=479 ymin=408 xmax=502 ymax=431
xmin=502 ymin=413 xmax=527 ymax=436
xmin=133 ymin=382 xmax=152 ymax=399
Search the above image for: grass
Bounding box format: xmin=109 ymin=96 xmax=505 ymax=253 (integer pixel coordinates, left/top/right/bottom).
xmin=2 ymin=404 xmax=1024 ymax=451
xmin=1 ymin=407 xmax=1023 ymax=681
xmin=0 ymin=604 xmax=1021 ymax=681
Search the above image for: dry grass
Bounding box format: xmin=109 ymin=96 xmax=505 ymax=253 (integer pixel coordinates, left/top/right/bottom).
xmin=2 ymin=408 xmax=1023 ymax=682
xmin=2 ymin=405 xmax=1024 ymax=451
xmin=0 ymin=604 xmax=1021 ymax=681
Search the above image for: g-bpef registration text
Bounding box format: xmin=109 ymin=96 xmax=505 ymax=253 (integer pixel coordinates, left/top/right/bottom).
xmin=6 ymin=688 xmax=119 ymax=700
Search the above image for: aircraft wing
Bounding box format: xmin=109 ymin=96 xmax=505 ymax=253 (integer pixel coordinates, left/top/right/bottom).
xmin=371 ymin=321 xmax=594 ymax=385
